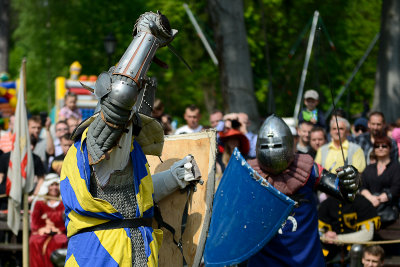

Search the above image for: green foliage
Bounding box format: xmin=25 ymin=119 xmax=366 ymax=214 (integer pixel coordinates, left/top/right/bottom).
xmin=245 ymin=0 xmax=381 ymax=120
xmin=8 ymin=0 xmax=381 ymax=123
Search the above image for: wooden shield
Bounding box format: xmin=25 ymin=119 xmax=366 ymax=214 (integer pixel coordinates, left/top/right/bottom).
xmin=146 ymin=130 xmax=217 ymax=267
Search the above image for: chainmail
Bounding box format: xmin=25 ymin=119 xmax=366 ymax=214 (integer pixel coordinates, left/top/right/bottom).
xmin=90 ymin=160 xmax=147 ymax=267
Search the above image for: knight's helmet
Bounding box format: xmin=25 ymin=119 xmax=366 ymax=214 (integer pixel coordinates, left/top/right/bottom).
xmin=256 ymin=114 xmax=295 ymax=174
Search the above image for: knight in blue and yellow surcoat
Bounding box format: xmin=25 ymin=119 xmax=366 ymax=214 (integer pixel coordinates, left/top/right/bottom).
xmin=60 ymin=11 xmax=199 ymax=267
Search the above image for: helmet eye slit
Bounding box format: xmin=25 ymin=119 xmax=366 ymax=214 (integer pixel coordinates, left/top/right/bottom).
xmin=260 ymin=144 xmax=282 ymax=149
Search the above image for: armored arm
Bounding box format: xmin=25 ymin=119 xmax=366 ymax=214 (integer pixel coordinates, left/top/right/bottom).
xmin=317 ymin=165 xmax=360 ymax=202
xmin=152 ymin=155 xmax=201 ymax=203
xmin=87 ymin=11 xmax=177 ymax=164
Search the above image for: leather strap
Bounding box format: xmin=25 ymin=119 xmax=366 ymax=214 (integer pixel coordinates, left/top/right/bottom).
xmin=154 ymin=185 xmax=192 ymax=267
xmin=77 ymin=218 xmax=153 ymax=234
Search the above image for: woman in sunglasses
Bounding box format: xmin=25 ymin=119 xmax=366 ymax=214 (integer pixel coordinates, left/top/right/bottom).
xmin=360 ymin=135 xmax=400 ymax=227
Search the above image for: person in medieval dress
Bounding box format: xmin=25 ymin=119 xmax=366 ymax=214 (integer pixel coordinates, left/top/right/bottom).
xmin=29 ymin=176 xmax=67 ymax=267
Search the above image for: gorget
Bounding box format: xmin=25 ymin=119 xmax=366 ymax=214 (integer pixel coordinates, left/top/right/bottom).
xmin=248 ymin=153 xmax=314 ymax=195
xmin=90 ymin=160 xmax=147 ymax=267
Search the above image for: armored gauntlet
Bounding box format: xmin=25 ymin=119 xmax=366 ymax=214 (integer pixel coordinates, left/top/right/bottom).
xmin=317 ymin=164 xmax=360 ymax=202
xmin=336 ymin=165 xmax=360 ymax=202
xmin=152 ymin=155 xmax=202 ymax=203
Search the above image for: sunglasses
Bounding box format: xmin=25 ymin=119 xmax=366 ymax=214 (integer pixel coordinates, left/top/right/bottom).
xmin=355 ymin=126 xmax=367 ymax=133
xmin=374 ymin=144 xmax=389 ymax=149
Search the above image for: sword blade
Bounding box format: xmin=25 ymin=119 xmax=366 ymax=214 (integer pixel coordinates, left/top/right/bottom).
xmin=167 ymin=44 xmax=193 ymax=72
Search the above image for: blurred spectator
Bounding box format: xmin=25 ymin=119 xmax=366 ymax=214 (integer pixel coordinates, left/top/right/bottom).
xmin=355 ymin=111 xmax=398 ymax=164
xmin=237 ymin=112 xmax=257 ymax=158
xmin=151 ymin=99 xmax=173 ymax=135
xmin=362 ymin=245 xmax=385 ymax=267
xmin=392 ymin=128 xmax=400 ymax=158
xmin=216 ymin=126 xmax=249 ymax=182
xmin=369 ymin=150 xmax=377 ymax=164
xmin=360 ymin=136 xmax=400 ymax=228
xmin=160 ymin=114 xmax=174 ymax=135
xmin=288 ymin=125 xmax=299 ymax=148
xmin=309 ymin=126 xmax=327 ymax=158
xmin=29 ymin=115 xmax=55 ymax=173
xmin=175 ymin=104 xmax=203 ymax=134
xmin=296 ymin=121 xmax=313 ymax=155
xmin=0 ymin=135 xmax=45 ymax=206
xmin=310 ymin=126 xmax=328 ymax=202
xmin=209 ymin=110 xmax=224 ymax=131
xmin=223 ymin=112 xmax=257 ymax=158
xmin=66 ymin=117 xmax=80 ymax=134
xmin=0 ymin=114 xmax=14 ymax=153
xmin=318 ymin=195 xmax=380 ymax=264
xmin=49 ymin=134 xmax=73 ymax=175
xmin=315 ymin=117 xmax=366 ymax=173
xmin=29 ymin=175 xmax=67 ymax=267
xmin=53 ymin=121 xmax=69 ymax=157
xmin=327 ymin=111 xmax=355 ymax=143
xmin=385 ymin=123 xmax=397 ymax=139
xmin=298 ymin=89 xmax=326 ymax=129
xmin=58 ymin=92 xmax=82 ymax=121
xmin=352 ymin=117 xmax=368 ymax=138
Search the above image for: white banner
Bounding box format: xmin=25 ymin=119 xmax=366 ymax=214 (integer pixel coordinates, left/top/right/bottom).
xmin=7 ymin=62 xmax=34 ymax=235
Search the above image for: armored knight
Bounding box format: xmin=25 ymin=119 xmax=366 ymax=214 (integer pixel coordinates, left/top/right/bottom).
xmin=204 ymin=114 xmax=360 ymax=266
xmin=245 ymin=114 xmax=360 ymax=266
xmin=60 ymin=12 xmax=200 ymax=267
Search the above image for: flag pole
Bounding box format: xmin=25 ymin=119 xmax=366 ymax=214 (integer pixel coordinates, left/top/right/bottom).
xmin=183 ymin=3 xmax=218 ymax=66
xmin=23 ymin=193 xmax=29 ymax=267
xmin=21 ymin=58 xmax=29 ymax=267
xmin=293 ymin=11 xmax=319 ymax=126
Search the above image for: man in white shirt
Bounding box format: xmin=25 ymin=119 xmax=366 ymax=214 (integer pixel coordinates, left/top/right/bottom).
xmin=175 ymin=104 xmax=203 ymax=134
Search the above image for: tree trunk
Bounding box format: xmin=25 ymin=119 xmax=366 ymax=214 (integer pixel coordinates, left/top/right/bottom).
xmin=0 ymin=0 xmax=10 ymax=73
xmin=207 ymin=0 xmax=260 ymax=132
xmin=373 ymin=0 xmax=400 ymax=123
xmin=203 ymin=82 xmax=218 ymax=115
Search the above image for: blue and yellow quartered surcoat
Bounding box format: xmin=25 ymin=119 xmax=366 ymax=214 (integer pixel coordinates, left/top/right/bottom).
xmin=60 ymin=129 xmax=162 ymax=266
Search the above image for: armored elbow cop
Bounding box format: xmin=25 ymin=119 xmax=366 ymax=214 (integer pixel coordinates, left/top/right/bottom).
xmin=86 ymin=11 xmax=177 ymax=164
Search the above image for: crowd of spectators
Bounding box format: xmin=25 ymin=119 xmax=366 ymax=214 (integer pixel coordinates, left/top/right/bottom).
xmin=294 ymin=89 xmax=400 ymax=265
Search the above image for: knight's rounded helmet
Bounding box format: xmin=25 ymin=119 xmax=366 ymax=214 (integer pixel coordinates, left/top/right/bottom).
xmin=256 ymin=114 xmax=295 ymax=174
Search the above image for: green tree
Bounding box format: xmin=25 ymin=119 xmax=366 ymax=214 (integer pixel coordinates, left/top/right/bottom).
xmin=374 ymin=0 xmax=400 ymax=123
xmin=246 ymin=0 xmax=381 ymax=120
xmin=0 ymin=0 xmax=10 ymax=72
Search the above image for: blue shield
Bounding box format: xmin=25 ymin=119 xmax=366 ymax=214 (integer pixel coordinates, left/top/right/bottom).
xmin=204 ymin=148 xmax=295 ymax=266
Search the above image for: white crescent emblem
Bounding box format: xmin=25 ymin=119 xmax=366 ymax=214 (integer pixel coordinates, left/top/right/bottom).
xmin=278 ymin=216 xmax=298 ymax=234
